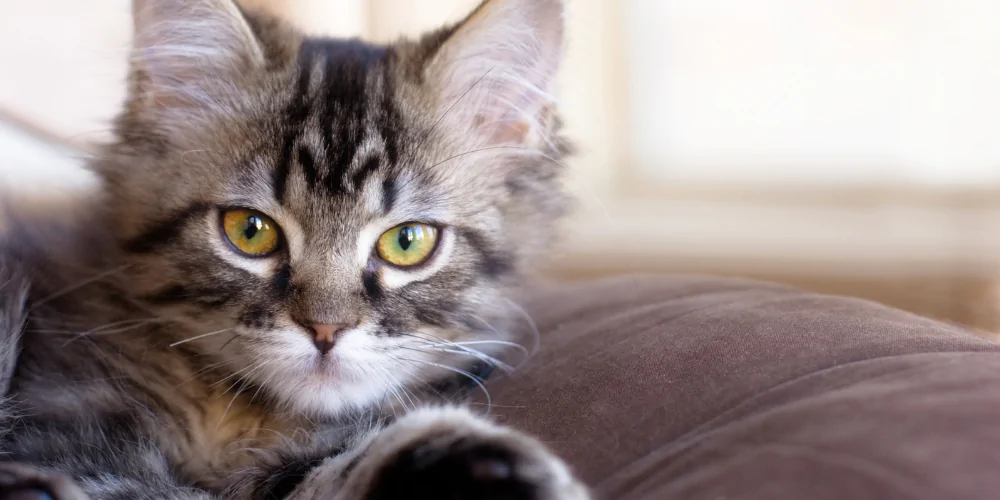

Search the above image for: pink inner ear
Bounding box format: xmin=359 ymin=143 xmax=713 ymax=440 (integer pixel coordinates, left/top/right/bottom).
xmin=427 ymin=0 xmax=565 ymax=146
xmin=480 ymin=97 xmax=558 ymax=147
xmin=484 ymin=118 xmax=532 ymax=146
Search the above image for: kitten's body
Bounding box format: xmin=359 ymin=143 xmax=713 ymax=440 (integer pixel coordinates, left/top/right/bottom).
xmin=1 ymin=215 xmax=319 ymax=495
xmin=0 ymin=0 xmax=584 ymax=498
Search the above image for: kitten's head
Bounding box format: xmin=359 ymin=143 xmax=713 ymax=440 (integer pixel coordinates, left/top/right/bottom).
xmin=92 ymin=0 xmax=569 ymax=416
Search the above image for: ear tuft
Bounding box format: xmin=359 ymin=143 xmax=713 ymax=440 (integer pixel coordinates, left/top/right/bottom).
xmin=129 ymin=0 xmax=265 ymax=115
xmin=425 ymin=0 xmax=565 ymax=146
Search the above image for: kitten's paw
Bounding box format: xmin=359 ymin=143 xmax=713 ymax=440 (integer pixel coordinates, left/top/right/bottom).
xmin=353 ymin=408 xmax=589 ymax=500
xmin=0 ymin=462 xmax=87 ymax=500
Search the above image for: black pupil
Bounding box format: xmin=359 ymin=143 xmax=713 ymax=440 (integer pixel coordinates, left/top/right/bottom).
xmin=243 ymin=216 xmax=262 ymax=240
xmin=398 ymin=226 xmax=414 ymax=251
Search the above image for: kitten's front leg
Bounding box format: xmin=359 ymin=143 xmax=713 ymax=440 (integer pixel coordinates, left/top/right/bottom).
xmin=287 ymin=407 xmax=588 ymax=500
xmin=0 ymin=460 xmax=218 ymax=500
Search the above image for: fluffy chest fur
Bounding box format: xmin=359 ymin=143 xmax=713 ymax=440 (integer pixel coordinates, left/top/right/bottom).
xmin=168 ymin=387 xmax=305 ymax=485
xmin=10 ymin=318 xmax=331 ymax=489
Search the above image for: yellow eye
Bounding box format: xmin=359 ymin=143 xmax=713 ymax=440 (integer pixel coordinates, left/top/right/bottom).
xmin=376 ymin=223 xmax=440 ymax=267
xmin=221 ymin=209 xmax=281 ymax=257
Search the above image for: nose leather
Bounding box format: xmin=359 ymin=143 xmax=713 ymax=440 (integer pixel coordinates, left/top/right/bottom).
xmin=309 ymin=323 xmax=353 ymax=355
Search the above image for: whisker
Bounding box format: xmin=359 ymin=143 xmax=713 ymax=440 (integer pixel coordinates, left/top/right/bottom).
xmin=402 ymin=332 xmax=520 ymax=372
xmin=29 ymin=265 xmax=131 ymax=311
xmin=90 ymin=318 xmax=163 ymax=332
xmin=427 ymin=347 xmax=515 ymax=373
xmin=396 ymin=380 xmax=420 ymax=411
xmin=423 ymin=68 xmax=495 ymax=146
xmin=248 ymin=363 xmax=279 ymax=406
xmin=467 ymin=402 xmax=528 ymax=409
xmin=217 ymin=360 xmax=270 ymax=429
xmin=169 ymin=328 xmax=234 ymax=347
xmin=454 ymin=339 xmax=529 ymax=348
xmin=464 ymin=312 xmax=535 ymax=367
xmin=440 ymin=340 xmax=530 ymax=360
xmin=210 ymin=361 xmax=259 ymax=389
xmin=378 ymin=369 xmax=408 ymax=414
xmin=381 ymin=367 xmax=417 ymax=411
xmin=395 ymin=356 xmax=492 ymax=414
xmin=30 ymin=318 xmax=154 ymax=336
xmin=398 ymin=343 xmax=515 ymax=374
xmin=361 ymin=364 xmax=399 ymax=415
xmin=407 ymin=67 xmax=496 ymax=167
xmin=425 ymin=146 xmax=528 ymax=170
xmin=218 ymin=333 xmax=240 ymax=352
xmin=378 ymin=361 xmax=448 ymax=402
xmin=467 ymin=313 xmax=504 ymax=336
xmin=217 ymin=381 xmax=248 ymax=429
xmin=504 ymin=299 xmax=540 ymax=357
xmin=172 ymin=360 xmax=229 ymax=389
xmin=58 ymin=319 xmax=168 ymax=347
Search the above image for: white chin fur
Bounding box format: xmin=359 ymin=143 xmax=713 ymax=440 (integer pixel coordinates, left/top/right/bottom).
xmin=245 ymin=324 xmax=449 ymax=417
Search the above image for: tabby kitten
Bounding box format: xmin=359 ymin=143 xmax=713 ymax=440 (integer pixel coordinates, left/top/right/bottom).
xmin=0 ymin=0 xmax=584 ymax=498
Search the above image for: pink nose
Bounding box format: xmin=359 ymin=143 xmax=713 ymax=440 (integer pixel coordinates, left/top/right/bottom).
xmin=309 ymin=323 xmax=352 ymax=355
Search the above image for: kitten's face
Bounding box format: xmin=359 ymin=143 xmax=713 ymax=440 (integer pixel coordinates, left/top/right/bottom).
xmin=95 ymin=0 xmax=568 ymax=416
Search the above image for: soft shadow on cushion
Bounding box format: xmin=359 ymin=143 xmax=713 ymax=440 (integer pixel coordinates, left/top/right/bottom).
xmin=478 ymin=275 xmax=1000 ymax=499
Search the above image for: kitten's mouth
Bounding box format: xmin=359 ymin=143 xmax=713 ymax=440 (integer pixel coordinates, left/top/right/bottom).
xmin=305 ymin=359 xmax=346 ymax=385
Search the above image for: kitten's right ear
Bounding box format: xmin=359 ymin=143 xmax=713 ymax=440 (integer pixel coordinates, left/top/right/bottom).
xmin=128 ymin=0 xmax=265 ymax=117
xmin=422 ymin=0 xmax=565 ymax=147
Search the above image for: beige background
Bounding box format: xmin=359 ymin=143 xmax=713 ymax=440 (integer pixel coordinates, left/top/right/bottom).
xmin=1 ymin=0 xmax=999 ymax=330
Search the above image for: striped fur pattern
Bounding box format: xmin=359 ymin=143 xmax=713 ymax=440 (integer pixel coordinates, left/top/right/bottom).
xmin=0 ymin=0 xmax=585 ymax=498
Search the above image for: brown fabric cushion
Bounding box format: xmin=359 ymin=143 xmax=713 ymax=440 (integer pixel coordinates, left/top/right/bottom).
xmin=479 ymin=276 xmax=1000 ymax=499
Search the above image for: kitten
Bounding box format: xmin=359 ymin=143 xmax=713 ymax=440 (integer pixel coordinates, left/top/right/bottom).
xmin=0 ymin=0 xmax=585 ymax=498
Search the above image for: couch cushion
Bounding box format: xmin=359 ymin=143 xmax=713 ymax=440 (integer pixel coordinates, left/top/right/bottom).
xmin=479 ymin=276 xmax=1000 ymax=499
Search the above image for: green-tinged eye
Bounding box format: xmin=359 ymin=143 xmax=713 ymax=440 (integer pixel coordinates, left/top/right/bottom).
xmin=376 ymin=223 xmax=440 ymax=267
xmin=221 ymin=209 xmax=281 ymax=256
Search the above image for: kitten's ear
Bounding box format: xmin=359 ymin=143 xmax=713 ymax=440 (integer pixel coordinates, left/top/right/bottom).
xmin=424 ymin=0 xmax=564 ymax=146
xmin=129 ymin=0 xmax=265 ymax=114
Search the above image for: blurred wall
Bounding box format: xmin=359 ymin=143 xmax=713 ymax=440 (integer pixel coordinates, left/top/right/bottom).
xmin=1 ymin=0 xmax=999 ymax=330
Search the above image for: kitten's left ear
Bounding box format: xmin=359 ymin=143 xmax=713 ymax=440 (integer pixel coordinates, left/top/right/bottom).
xmin=129 ymin=0 xmax=266 ymax=115
xmin=424 ymin=0 xmax=564 ymax=146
